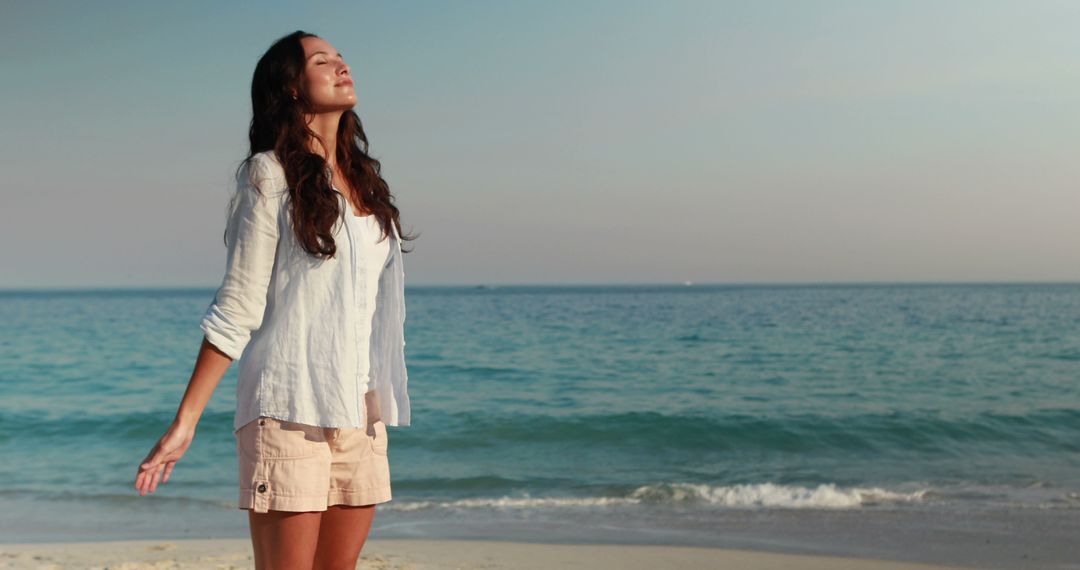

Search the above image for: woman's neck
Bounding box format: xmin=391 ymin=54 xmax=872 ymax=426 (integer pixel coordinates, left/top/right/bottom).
xmin=305 ymin=110 xmax=343 ymax=164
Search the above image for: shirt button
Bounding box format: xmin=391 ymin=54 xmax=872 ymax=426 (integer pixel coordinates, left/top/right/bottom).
xmin=257 ymin=483 xmax=267 ymax=493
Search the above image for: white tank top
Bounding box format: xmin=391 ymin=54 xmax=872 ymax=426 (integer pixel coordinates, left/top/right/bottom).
xmin=344 ymin=212 xmax=391 ymax=395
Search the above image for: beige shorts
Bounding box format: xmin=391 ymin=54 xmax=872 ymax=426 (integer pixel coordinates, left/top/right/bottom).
xmin=235 ymin=390 xmax=392 ymax=513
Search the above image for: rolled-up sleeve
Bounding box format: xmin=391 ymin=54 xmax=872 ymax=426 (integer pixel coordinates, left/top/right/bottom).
xmin=200 ymin=156 xmax=282 ymax=361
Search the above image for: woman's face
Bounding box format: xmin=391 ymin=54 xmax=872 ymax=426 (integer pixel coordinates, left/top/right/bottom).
xmin=297 ymin=36 xmax=355 ymax=111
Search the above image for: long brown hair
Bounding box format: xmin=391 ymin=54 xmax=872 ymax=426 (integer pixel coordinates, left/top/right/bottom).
xmin=234 ymin=30 xmax=415 ymax=258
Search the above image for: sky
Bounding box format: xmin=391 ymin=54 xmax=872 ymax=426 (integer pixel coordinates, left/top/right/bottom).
xmin=2 ymin=0 xmax=1078 ymax=288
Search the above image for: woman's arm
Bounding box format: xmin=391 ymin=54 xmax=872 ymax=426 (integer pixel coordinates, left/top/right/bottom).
xmin=135 ymin=155 xmax=281 ymax=496
xmin=134 ymin=337 xmax=231 ymax=496
xmin=199 ymin=155 xmax=283 ymax=360
xmin=175 ymin=336 xmax=234 ymax=427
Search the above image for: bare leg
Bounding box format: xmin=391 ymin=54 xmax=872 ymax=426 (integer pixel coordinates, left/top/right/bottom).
xmin=312 ymin=504 xmax=376 ymax=570
xmin=249 ymin=509 xmax=323 ymax=570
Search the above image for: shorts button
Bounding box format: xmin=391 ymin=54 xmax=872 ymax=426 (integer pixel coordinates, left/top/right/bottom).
xmin=257 ymin=483 xmax=267 ymax=493
xmin=258 ymin=419 xmax=266 ymax=426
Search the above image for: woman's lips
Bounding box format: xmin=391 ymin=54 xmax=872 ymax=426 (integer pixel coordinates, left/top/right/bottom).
xmin=336 ymin=80 xmax=354 ymax=87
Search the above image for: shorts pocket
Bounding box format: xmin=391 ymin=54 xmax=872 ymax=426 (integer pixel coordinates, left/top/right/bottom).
xmin=236 ymin=419 xmax=261 ymax=462
xmin=257 ymin=417 xmax=325 ymax=460
xmin=368 ymin=420 xmax=389 ymax=456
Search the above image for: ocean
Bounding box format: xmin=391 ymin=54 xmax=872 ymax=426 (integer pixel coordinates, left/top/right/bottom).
xmin=1 ymin=283 xmax=1078 ymax=568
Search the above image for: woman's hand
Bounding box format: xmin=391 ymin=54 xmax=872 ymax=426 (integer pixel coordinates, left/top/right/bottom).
xmin=134 ymin=421 xmax=196 ymax=496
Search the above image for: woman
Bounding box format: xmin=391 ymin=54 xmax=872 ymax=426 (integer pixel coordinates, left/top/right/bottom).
xmin=134 ymin=30 xmax=414 ymax=570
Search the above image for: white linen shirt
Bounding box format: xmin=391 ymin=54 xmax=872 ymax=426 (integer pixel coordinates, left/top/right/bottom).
xmin=345 ymin=212 xmax=390 ymax=396
xmin=199 ymin=150 xmax=411 ymax=433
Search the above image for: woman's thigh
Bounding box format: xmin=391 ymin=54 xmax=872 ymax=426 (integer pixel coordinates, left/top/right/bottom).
xmin=248 ymin=496 xmax=376 ymax=570
xmin=312 ymin=504 xmax=376 ymax=570
xmin=248 ymin=509 xmax=323 ymax=570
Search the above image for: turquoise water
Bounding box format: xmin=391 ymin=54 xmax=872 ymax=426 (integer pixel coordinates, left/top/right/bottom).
xmin=1 ymin=283 xmax=1078 ymax=566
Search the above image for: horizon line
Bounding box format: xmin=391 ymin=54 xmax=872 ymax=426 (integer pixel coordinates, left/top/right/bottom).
xmin=2 ymin=279 xmax=1079 ymax=294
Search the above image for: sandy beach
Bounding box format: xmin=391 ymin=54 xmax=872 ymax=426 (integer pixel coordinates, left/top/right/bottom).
xmin=0 ymin=538 xmax=990 ymax=570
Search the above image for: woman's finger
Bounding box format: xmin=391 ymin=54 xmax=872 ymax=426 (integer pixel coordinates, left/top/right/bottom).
xmin=136 ymin=467 xmax=150 ymax=494
xmin=140 ymin=446 xmax=161 ymax=472
xmin=162 ymin=461 xmax=175 ymax=484
xmin=136 ymin=451 xmax=158 ymax=493
xmin=151 ymin=465 xmax=164 ymax=493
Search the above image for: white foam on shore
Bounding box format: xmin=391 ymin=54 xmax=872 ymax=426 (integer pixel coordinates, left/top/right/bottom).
xmin=631 ymin=482 xmax=930 ymax=508
xmin=382 ymin=482 xmax=932 ymax=511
